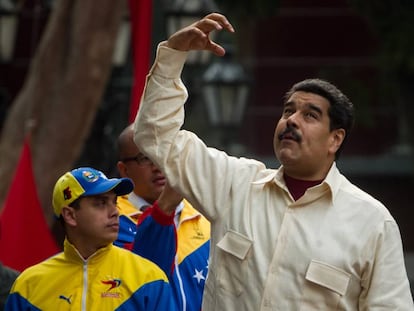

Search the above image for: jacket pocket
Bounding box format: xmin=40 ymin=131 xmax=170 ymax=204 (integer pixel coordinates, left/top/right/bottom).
xmin=216 ymin=230 xmax=252 ymax=296
xmin=301 ymin=260 xmax=350 ymax=310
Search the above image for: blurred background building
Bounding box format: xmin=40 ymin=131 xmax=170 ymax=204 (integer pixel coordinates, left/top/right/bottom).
xmin=1 ymin=0 xmax=413 ymax=288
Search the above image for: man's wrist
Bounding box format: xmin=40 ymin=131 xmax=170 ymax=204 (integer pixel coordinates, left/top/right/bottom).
xmin=152 ymin=201 xmax=175 ymax=225
xmin=157 ymin=198 xmax=176 ymax=215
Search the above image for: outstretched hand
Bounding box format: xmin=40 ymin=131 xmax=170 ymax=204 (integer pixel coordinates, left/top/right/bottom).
xmin=166 ymin=13 xmax=235 ymax=57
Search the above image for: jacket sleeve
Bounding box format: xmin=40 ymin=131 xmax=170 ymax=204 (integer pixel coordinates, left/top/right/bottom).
xmin=4 ymin=292 xmax=39 ymax=311
xmin=144 ymin=279 xmax=178 ymax=311
xmin=359 ymin=220 xmax=414 ymax=309
xmin=133 ymin=44 xmax=264 ymax=222
xmin=120 ymin=279 xmax=178 ymax=311
xmin=114 ymin=215 xmax=137 ymax=250
xmin=132 ymin=203 xmax=177 ymax=277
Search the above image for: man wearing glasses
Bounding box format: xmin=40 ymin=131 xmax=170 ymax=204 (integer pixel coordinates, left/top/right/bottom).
xmin=114 ymin=124 xmax=166 ymax=249
xmin=114 ymin=124 xmax=210 ymax=311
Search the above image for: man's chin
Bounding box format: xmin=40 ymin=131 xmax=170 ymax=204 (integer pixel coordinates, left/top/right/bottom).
xmin=276 ymin=148 xmax=299 ymax=164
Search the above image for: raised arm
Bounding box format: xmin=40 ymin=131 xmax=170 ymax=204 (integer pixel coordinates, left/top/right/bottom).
xmin=133 ymin=13 xmax=241 ymax=217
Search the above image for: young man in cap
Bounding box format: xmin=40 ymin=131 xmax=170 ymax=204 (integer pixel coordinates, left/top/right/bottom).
xmin=5 ymin=167 xmax=177 ymax=311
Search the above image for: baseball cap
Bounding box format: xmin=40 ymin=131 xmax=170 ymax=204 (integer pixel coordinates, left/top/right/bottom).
xmin=52 ymin=167 xmax=134 ymax=217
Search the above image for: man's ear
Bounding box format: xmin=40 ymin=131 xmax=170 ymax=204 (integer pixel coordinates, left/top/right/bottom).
xmin=117 ymin=161 xmax=127 ymax=178
xmin=61 ymin=206 xmax=77 ymax=226
xmin=329 ymin=128 xmax=345 ymax=155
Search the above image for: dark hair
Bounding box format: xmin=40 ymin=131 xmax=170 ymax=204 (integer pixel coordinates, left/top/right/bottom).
xmin=284 ymin=78 xmax=354 ymax=158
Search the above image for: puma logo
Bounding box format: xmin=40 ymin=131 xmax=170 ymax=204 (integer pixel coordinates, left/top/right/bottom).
xmin=59 ymin=295 xmax=72 ymax=304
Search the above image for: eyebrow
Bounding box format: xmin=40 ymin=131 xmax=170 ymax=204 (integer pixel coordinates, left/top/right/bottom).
xmin=284 ymin=101 xmax=294 ymax=108
xmin=284 ymin=101 xmax=324 ymax=116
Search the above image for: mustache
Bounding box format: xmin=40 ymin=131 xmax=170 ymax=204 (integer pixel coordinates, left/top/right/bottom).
xmin=278 ymin=126 xmax=301 ymax=142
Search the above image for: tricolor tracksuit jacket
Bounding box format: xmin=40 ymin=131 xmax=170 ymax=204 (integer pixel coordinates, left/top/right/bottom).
xmin=132 ymin=200 xmax=210 ymax=311
xmin=5 ymin=239 xmax=176 ymax=310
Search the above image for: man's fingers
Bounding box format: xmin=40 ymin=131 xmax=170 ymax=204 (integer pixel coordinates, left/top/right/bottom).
xmin=203 ymin=13 xmax=235 ymax=33
xmin=194 ymin=14 xmax=235 ymax=35
xmin=206 ymin=41 xmax=226 ymax=56
xmin=167 ymin=13 xmax=235 ymax=53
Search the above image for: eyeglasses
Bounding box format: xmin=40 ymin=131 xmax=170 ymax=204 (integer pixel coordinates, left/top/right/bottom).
xmin=120 ymin=153 xmax=153 ymax=166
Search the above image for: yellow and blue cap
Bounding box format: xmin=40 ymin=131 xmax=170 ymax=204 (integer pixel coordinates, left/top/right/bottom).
xmin=52 ymin=167 xmax=134 ymax=217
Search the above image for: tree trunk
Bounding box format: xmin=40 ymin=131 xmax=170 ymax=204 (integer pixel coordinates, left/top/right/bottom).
xmin=0 ymin=0 xmax=125 ymax=226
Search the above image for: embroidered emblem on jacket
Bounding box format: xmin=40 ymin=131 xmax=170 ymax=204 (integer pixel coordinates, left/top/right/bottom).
xmin=191 ymin=223 xmax=205 ymax=240
xmin=102 ymin=278 xmax=122 ymax=290
xmin=101 ymin=278 xmax=122 ymax=298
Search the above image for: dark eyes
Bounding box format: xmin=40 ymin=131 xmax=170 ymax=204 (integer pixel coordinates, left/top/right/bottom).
xmin=97 ymin=198 xmax=107 ymax=206
xmin=283 ymin=108 xmax=293 ymax=116
xmin=282 ymin=109 xmax=317 ymax=119
xmin=92 ymin=197 xmax=116 ymax=207
xmin=304 ymin=111 xmax=318 ymax=119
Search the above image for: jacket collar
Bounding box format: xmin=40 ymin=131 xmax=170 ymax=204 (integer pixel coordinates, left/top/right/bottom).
xmin=251 ymin=162 xmax=342 ymax=204
xmin=64 ymin=238 xmax=113 ymax=264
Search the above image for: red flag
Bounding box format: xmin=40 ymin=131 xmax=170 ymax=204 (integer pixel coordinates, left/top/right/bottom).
xmin=0 ymin=139 xmax=59 ymax=272
xmin=128 ymin=0 xmax=153 ymax=123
